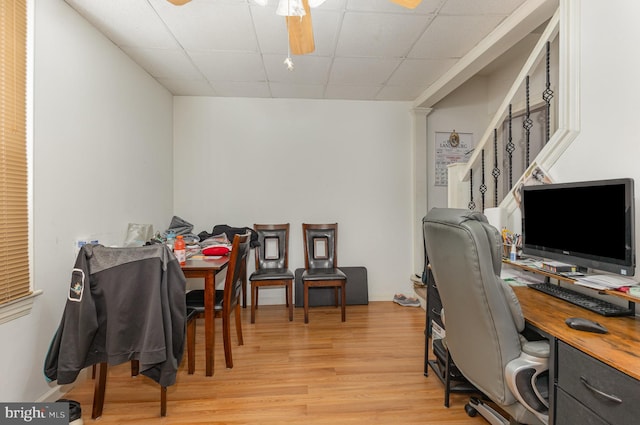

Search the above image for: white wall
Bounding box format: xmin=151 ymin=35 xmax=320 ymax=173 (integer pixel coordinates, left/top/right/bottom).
xmin=426 ymin=76 xmax=491 ymax=210
xmin=0 ymin=0 xmax=174 ymax=402
xmin=173 ymin=97 xmax=414 ymax=303
xmin=551 ymin=0 xmax=640 ymax=183
xmin=548 ymin=0 xmax=640 ymax=277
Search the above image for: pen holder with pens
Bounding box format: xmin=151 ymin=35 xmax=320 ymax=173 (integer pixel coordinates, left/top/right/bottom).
xmin=501 ymin=229 xmax=521 ymax=260
xmin=503 ymin=244 xmax=521 ymax=261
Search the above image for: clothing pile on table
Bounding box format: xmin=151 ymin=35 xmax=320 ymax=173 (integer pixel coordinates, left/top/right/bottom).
xmin=198 ymin=224 xmax=260 ymax=248
xmin=145 ymin=218 xmax=261 ymax=258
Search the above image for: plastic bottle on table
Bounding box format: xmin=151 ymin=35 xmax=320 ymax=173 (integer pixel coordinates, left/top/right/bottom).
xmin=166 ymin=231 xmax=176 ymax=249
xmin=510 ymin=244 xmax=517 ymax=262
xmin=174 ymin=235 xmax=186 ymax=266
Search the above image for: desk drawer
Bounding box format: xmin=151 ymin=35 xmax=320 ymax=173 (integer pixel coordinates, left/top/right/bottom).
xmin=555 ymin=388 xmax=608 ymax=425
xmin=557 ymin=341 xmax=640 ymax=424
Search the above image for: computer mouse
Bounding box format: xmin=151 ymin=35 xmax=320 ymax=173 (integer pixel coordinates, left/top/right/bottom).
xmin=565 ymin=317 xmax=608 ymax=334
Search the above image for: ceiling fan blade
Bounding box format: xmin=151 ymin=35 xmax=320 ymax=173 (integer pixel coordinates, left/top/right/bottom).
xmin=286 ymin=0 xmax=315 ymax=55
xmin=389 ymin=0 xmax=422 ymax=9
xmin=167 ymin=0 xmax=192 ymax=5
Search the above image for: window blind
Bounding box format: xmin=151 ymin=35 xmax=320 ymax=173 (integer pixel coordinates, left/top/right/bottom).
xmin=0 ymin=0 xmax=30 ymax=304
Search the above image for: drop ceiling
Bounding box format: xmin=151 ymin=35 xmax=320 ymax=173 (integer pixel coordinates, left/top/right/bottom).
xmin=63 ymin=0 xmax=533 ymax=102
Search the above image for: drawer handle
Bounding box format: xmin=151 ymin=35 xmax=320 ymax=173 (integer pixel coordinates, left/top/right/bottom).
xmin=579 ymin=376 xmax=622 ymax=403
xmin=431 ymin=308 xmax=441 ymax=318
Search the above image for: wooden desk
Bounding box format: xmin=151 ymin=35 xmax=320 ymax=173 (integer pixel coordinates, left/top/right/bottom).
xmin=504 ymin=259 xmax=640 ymax=307
xmin=514 ymin=286 xmax=640 ymax=380
xmin=182 ymin=256 xmax=229 ymax=376
xmin=514 ymin=286 xmax=640 ymax=424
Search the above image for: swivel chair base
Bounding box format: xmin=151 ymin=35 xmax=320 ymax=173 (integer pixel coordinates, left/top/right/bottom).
xmin=465 ymin=397 xmax=510 ymax=425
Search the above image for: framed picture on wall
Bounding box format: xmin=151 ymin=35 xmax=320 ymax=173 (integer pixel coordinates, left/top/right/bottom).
xmin=435 ymin=131 xmax=474 ymax=186
xmin=513 ymin=162 xmax=553 ymax=207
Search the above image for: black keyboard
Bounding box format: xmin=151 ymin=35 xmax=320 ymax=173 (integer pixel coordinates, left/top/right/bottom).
xmin=528 ymin=282 xmax=634 ymax=317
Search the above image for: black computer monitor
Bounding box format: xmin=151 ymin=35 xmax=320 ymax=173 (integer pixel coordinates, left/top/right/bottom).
xmin=521 ymin=178 xmax=636 ymax=276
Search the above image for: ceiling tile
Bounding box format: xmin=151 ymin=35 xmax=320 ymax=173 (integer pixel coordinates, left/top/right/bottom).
xmin=189 ymin=51 xmax=267 ymax=81
xmin=375 ymin=84 xmax=424 ymax=101
xmin=336 ymin=11 xmax=432 ymax=58
xmin=324 ymin=84 xmax=381 ymax=100
xmin=347 ymin=0 xmax=442 ymax=14
xmin=440 ymin=0 xmax=526 ymax=16
xmin=250 ymin=4 xmax=289 ymax=54
xmin=157 ymin=78 xmax=217 ymax=96
xmin=268 ymin=82 xmax=326 ymax=99
xmin=65 ymin=0 xmax=179 ymax=49
xmin=329 ymin=57 xmax=401 ymax=85
xmin=263 ymin=54 xmax=332 ymax=84
xmin=312 ymin=0 xmax=348 ymax=11
xmin=123 ymin=47 xmax=204 ymax=80
xmin=152 ymin=0 xmax=259 ymax=52
xmin=210 ymin=81 xmax=273 ymax=98
xmin=306 ymin=9 xmax=344 ymax=56
xmin=409 ymin=14 xmax=505 ymax=59
xmin=387 ymin=57 xmax=457 ymax=87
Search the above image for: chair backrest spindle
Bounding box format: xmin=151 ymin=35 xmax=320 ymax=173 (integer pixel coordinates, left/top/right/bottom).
xmin=302 ymin=223 xmax=338 ymax=269
xmin=254 ymin=223 xmax=290 ymax=270
xmin=223 ymin=233 xmax=251 ymax=314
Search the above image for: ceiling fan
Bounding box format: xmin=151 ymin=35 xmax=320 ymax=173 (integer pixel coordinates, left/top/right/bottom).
xmin=166 ymin=0 xmax=423 ymax=55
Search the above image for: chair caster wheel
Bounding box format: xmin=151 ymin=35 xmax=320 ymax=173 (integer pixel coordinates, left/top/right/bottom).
xmin=465 ymin=403 xmax=478 ymax=417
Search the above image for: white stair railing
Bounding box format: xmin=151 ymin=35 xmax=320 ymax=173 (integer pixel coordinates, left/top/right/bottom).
xmin=450 ymin=0 xmax=582 ymax=231
xmin=449 ymin=8 xmax=561 ymax=213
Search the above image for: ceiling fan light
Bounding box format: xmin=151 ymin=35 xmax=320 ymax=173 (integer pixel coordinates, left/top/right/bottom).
xmin=307 ymin=0 xmax=327 ymax=7
xmin=276 ymin=0 xmax=306 ymax=17
xmin=284 ymin=56 xmax=294 ymax=71
xmin=389 ymin=0 xmax=423 ymax=9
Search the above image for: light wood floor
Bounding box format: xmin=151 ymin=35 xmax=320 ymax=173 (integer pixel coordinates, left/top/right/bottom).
xmin=61 ymin=302 xmax=486 ymax=424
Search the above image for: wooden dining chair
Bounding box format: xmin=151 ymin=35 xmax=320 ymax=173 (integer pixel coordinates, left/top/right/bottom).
xmin=249 ymin=223 xmax=294 ymax=323
xmin=93 ymin=306 xmax=198 ymax=419
xmin=301 ymin=223 xmax=347 ymax=324
xmin=185 ymin=232 xmax=251 ymax=370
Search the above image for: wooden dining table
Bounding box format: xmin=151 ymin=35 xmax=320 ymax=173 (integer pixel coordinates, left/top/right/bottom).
xmin=181 ymin=256 xmax=229 ymax=376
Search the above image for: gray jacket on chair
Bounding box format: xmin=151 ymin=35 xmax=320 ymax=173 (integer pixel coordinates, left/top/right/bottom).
xmin=44 ymin=244 xmax=187 ymax=387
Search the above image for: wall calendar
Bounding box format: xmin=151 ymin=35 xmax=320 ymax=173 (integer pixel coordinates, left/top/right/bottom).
xmin=434 ymin=131 xmax=474 ymax=186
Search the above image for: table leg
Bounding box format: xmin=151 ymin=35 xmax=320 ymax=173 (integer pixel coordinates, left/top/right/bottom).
xmin=242 ymin=267 xmax=247 ymax=308
xmin=287 ymin=281 xmax=293 ymax=321
xmin=204 ymin=271 xmax=215 ymax=376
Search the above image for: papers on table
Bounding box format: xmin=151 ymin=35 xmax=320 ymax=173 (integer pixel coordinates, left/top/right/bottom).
xmin=189 ymin=254 xmax=223 ymax=260
xmin=573 ymin=274 xmax=639 ymax=290
xmin=501 ymin=268 xmax=545 ymax=287
xmin=510 ymin=257 xmax=544 ymax=268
